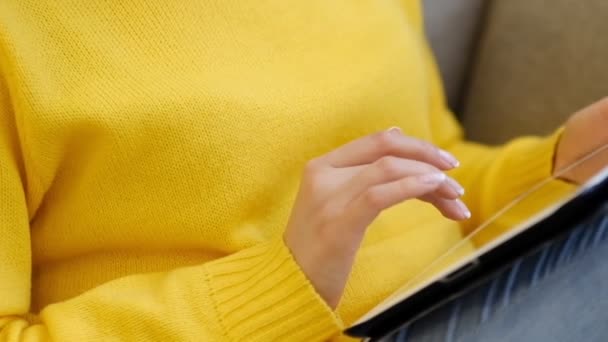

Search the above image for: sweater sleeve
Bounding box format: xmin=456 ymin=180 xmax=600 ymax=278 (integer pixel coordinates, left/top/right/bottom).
xmin=406 ymin=2 xmax=577 ymax=246
xmin=0 ymin=86 xmax=341 ymax=342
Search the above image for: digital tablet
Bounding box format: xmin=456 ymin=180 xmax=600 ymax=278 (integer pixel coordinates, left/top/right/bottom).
xmin=346 ymin=167 xmax=608 ymax=340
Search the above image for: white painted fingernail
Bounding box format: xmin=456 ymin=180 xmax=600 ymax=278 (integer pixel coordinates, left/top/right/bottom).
xmin=456 ymin=199 xmax=471 ymax=219
xmin=419 ymin=172 xmax=446 ymax=184
xmin=439 ymin=149 xmax=460 ymax=168
xmin=386 ymin=126 xmax=402 ymax=135
xmin=447 ymin=177 xmax=465 ymax=196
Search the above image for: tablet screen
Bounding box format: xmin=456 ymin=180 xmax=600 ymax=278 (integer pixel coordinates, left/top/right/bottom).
xmin=349 ymin=166 xmax=608 ymax=334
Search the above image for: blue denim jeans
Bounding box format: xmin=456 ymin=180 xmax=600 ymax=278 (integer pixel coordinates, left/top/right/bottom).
xmin=383 ymin=204 xmax=608 ymax=342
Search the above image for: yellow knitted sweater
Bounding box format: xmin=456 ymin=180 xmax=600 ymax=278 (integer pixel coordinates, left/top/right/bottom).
xmin=0 ymin=1 xmax=573 ymax=341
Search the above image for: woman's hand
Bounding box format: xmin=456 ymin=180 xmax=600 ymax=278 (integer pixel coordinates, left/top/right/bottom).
xmin=555 ymin=97 xmax=608 ymax=183
xmin=284 ymin=128 xmax=469 ymax=308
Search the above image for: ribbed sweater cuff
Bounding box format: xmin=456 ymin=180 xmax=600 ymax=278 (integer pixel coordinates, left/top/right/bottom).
xmin=203 ymin=238 xmax=343 ymax=342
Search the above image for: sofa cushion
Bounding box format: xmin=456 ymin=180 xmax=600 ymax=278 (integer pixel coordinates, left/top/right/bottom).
xmin=461 ymin=0 xmax=608 ymax=144
xmin=422 ymin=0 xmax=485 ymax=111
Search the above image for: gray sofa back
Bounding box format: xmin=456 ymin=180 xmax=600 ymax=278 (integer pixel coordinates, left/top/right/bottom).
xmin=423 ymin=0 xmax=608 ymax=144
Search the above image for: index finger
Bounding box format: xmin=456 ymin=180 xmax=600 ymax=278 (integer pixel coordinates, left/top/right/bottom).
xmin=321 ymin=128 xmax=459 ymax=170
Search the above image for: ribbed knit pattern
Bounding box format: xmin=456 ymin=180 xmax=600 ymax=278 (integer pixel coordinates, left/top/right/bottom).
xmin=0 ymin=1 xmax=574 ymax=341
xmin=204 ymin=239 xmax=343 ymax=341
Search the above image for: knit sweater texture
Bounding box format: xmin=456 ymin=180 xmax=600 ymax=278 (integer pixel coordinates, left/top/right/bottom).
xmin=0 ymin=1 xmax=573 ymax=340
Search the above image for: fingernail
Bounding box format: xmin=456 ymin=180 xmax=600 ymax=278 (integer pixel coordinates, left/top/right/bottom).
xmin=418 ymin=172 xmax=446 ymax=184
xmin=447 ymin=177 xmax=465 ymax=196
xmin=387 ymin=126 xmax=402 ymax=135
xmin=455 ymin=199 xmax=471 ymax=219
xmin=439 ymin=149 xmax=460 ymax=168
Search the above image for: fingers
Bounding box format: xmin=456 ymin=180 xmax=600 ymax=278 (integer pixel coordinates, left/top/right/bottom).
xmin=440 ymin=176 xmax=465 ymax=199
xmin=420 ymin=194 xmax=471 ymax=221
xmin=343 ymin=156 xmax=465 ymax=200
xmin=555 ymin=98 xmax=608 ymax=183
xmin=347 ymin=173 xmax=446 ymax=224
xmin=321 ymin=128 xmax=459 ymax=170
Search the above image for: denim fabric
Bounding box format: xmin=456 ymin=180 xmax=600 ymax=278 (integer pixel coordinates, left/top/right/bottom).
xmin=383 ymin=204 xmax=608 ymax=342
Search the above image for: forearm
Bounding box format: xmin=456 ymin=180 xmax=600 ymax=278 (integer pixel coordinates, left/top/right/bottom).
xmin=1 ymin=239 xmax=342 ymax=341
xmin=446 ymin=130 xmax=576 ymax=246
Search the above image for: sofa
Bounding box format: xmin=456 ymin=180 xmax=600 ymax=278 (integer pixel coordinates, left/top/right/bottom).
xmin=422 ymin=0 xmax=608 ymax=144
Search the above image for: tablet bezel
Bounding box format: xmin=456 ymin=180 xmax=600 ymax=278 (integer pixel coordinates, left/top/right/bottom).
xmin=346 ymin=169 xmax=608 ymax=339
